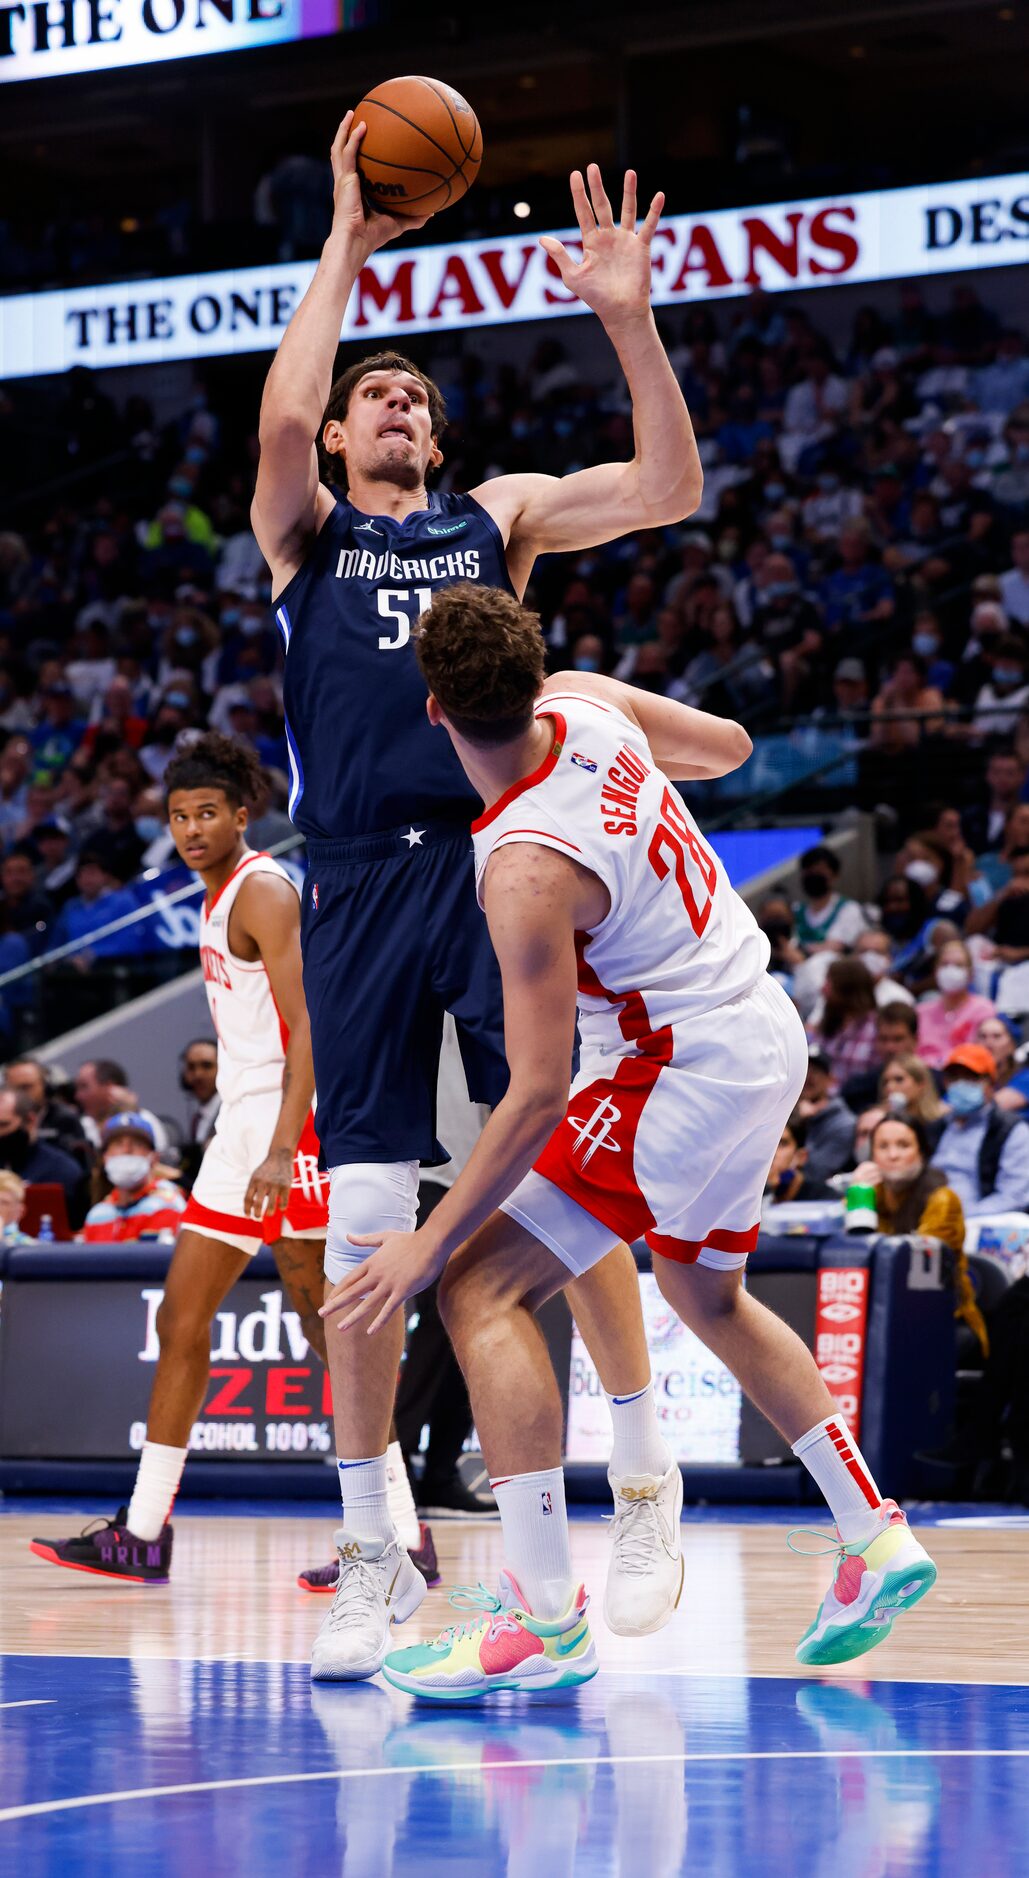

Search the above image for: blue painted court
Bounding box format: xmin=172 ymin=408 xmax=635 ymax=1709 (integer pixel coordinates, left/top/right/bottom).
xmin=2 ymin=1499 xmax=1027 ymax=1875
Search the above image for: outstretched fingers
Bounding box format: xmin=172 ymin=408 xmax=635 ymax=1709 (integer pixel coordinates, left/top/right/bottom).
xmin=640 ymin=190 xmax=666 ymax=243
xmin=586 ymin=161 xmax=614 ymax=227
xmin=569 ymin=169 xmax=596 ymax=238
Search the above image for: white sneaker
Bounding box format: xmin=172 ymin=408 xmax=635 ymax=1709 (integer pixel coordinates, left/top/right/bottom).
xmin=603 ymin=1462 xmax=685 ymax=1638
xmin=310 ymin=1528 xmax=426 ymax=1682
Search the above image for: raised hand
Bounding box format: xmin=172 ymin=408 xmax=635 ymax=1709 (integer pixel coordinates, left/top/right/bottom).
xmin=330 ymin=111 xmax=431 ymax=259
xmin=539 ymin=164 xmax=664 ymax=331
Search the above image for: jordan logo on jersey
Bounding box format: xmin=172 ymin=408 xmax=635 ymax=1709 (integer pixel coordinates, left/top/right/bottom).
xmin=567 ymin=1096 xmax=623 ymax=1166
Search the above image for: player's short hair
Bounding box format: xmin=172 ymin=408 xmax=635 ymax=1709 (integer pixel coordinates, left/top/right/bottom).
xmin=416 ymin=584 xmax=546 ymax=747
xmin=163 ymin=732 xmax=263 ymax=811
xmin=320 ymin=351 xmax=447 ymax=489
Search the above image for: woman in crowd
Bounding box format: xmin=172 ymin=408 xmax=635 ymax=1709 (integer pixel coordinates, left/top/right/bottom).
xmin=806 ymin=956 xmax=879 ymax=1082
xmin=877 ymin=874 xmax=934 ymax=980
xmin=976 ymin=1013 xmax=1029 ymax=1111
xmin=855 ymin=1052 xmax=948 ymax=1159
xmin=917 ymin=937 xmax=997 ymax=1068
xmin=852 ymin=1114 xmax=987 ymax=1355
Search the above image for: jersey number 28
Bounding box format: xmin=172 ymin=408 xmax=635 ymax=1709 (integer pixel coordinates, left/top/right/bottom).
xmin=377 ymin=587 xmax=433 ymax=651
xmin=648 ymin=785 xmax=717 ymax=937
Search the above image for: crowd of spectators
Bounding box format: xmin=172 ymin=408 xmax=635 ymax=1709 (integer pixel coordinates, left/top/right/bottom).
xmin=0 ymin=1049 xmax=217 ymax=1238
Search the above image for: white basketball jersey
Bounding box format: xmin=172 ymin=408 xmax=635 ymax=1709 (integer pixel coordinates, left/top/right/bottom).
xmin=471 ymin=691 xmax=770 ymax=1060
xmin=198 ymin=850 xmax=295 ymax=1105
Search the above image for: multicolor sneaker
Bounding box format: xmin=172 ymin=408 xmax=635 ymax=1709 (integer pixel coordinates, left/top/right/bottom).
xmin=382 ymin=1571 xmax=599 ymax=1702
xmin=604 ymin=1462 xmax=684 ymax=1637
xmin=29 ymin=1507 xmax=172 ymax=1584
xmin=298 ymin=1522 xmax=440 ymax=1592
xmin=793 ymin=1501 xmax=937 ymax=1668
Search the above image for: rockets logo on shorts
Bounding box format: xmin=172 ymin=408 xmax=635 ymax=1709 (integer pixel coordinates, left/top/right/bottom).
xmin=293 ymin=1152 xmax=329 ymax=1202
xmin=567 ymin=1095 xmax=623 ymax=1166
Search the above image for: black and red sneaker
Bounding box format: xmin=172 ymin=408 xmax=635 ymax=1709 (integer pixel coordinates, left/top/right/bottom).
xmin=29 ymin=1507 xmax=173 ymax=1584
xmin=297 ymin=1520 xmax=440 ymax=1592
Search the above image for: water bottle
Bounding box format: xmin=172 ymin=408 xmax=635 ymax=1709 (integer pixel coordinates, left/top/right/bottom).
xmin=36 ymin=1214 xmax=55 ymax=1243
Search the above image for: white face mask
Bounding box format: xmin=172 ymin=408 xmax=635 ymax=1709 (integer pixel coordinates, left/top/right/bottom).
xmin=937 ymin=963 xmax=970 ymax=994
xmin=880 ymin=1162 xmax=923 ymax=1188
xmin=905 ymin=859 xmax=939 ymax=889
xmin=105 ymin=1152 xmax=151 ymax=1191
xmin=861 ymin=951 xmax=890 ymax=980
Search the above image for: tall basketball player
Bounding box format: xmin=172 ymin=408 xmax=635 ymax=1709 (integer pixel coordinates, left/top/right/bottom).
xmin=252 ymin=114 xmax=705 ymax=1679
xmin=324 ymin=586 xmax=939 ymax=1701
xmin=30 ymin=737 xmax=332 ymax=1582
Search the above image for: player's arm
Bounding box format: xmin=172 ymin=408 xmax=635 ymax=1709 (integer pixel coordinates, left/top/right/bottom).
xmin=473 ymin=167 xmax=703 ymax=586
xmin=251 ymin=112 xmax=429 ymax=582
xmin=542 ymin=669 xmax=752 ymax=780
xmin=231 ymin=875 xmax=317 ymax=1219
xmin=321 ymin=845 xmax=579 ymax=1334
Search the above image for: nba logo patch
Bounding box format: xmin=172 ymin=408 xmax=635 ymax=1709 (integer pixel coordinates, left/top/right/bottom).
xmin=311 ymin=884 xmax=319 ymax=912
xmin=541 ymin=1490 xmax=553 ymax=1516
xmin=571 ymin=752 xmax=597 ymax=773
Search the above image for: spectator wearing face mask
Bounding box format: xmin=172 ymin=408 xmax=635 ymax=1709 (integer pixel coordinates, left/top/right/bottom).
xmin=81 ymin=1112 xmax=187 ymax=1243
xmin=851 ymin=1115 xmax=986 ymax=1354
xmin=971 ymin=635 xmax=1029 ymax=742
xmin=792 ymin=845 xmax=867 ymax=956
xmin=139 ymin=696 xmax=194 ymax=784
xmin=852 ymin=930 xmax=915 ymax=1008
xmin=909 ymin=612 xmax=956 ymax=695
xmin=917 ymin=941 xmax=997 ymax=1069
xmin=871 ymin=878 xmax=934 ymax=985
xmin=934 ymin=1045 xmax=1029 ymax=1219
xmin=893 ymin=836 xmax=968 ymax=926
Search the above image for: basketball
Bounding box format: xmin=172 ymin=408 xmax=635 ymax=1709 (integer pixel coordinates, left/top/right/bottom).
xmin=354 ymin=75 xmax=483 ymax=219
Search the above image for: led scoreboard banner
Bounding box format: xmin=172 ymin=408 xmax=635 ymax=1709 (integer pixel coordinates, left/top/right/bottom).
xmin=1 ymin=170 xmax=1027 ymax=380
xmin=0 ymin=0 xmax=369 ymax=83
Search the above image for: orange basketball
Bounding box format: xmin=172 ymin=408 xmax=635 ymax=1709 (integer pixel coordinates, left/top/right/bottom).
xmin=354 ymin=75 xmax=483 ymax=219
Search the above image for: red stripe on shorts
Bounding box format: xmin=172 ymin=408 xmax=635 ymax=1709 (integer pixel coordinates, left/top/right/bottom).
xmin=182 ymin=1198 xmax=263 ymax=1240
xmin=645 ymin=1222 xmax=761 ymax=1264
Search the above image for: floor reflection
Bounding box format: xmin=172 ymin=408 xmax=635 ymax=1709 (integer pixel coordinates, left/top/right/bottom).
xmin=2 ymin=1655 xmax=1027 ymax=1875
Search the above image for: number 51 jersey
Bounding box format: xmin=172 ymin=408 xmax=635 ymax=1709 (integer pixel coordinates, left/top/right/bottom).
xmin=275 ymin=489 xmax=515 ymax=839
xmin=471 ymin=688 xmax=771 ymax=1058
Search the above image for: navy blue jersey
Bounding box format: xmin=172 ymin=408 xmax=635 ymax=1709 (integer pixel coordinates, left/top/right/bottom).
xmin=275 ymin=488 xmax=515 ymax=839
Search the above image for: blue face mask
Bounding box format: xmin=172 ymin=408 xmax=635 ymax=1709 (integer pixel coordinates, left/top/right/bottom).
xmin=168 ymin=478 xmax=192 ymax=501
xmin=770 ymin=532 xmax=793 ymax=551
xmin=136 ymin=815 xmax=163 ymax=842
xmin=993 ymin=666 xmax=1023 ymax=689
xmin=574 ymin=655 xmax=600 ymax=672
xmin=912 ymin=632 xmax=939 ymax=658
xmin=947 ymin=1080 xmax=986 ymax=1118
xmin=220 ymin=609 xmax=240 ymax=628
xmin=764 ymin=481 xmax=786 ymax=502
xmin=764 ymin=580 xmax=799 ymax=603
xmin=818 ymin=473 xmax=839 ymax=492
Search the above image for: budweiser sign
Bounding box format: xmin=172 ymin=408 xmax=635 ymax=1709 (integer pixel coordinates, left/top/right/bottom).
xmin=1 ymin=169 xmax=1026 ymax=379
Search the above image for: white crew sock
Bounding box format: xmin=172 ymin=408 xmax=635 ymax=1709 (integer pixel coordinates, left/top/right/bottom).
xmin=126 ymin=1440 xmax=187 ymax=1541
xmin=385 ymin=1440 xmax=421 ymax=1551
xmin=792 ymin=1415 xmax=885 ymax=1545
xmin=605 ymin=1382 xmax=673 ymax=1479
xmin=490 ymin=1466 xmax=574 ymax=1619
xmin=337 ymin=1452 xmax=395 ymax=1545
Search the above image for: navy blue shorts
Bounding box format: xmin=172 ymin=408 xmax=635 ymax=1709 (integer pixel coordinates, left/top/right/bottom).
xmin=301 ymin=823 xmax=509 ymax=1167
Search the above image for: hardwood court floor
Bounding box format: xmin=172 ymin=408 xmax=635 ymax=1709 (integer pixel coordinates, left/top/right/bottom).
xmin=2 ymin=1502 xmax=1028 ymax=1875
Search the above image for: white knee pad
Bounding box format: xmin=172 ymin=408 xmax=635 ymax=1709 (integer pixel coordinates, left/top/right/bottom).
xmin=324 ymin=1161 xmax=420 ymax=1284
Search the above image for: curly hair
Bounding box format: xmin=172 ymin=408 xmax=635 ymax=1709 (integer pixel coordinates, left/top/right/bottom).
xmin=415 ymin=584 xmax=546 ymax=747
xmin=163 ymin=732 xmax=263 ymax=810
xmin=319 ymin=351 xmax=447 ymax=490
